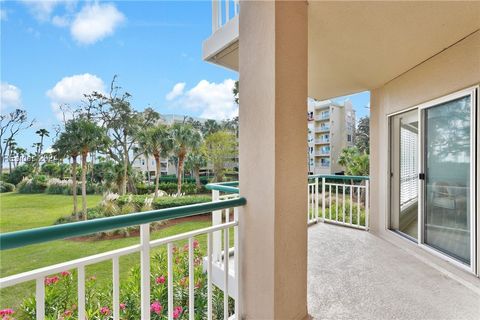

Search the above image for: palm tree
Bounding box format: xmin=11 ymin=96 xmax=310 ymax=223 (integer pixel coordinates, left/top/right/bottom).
xmin=185 ymin=152 xmax=207 ymax=188
xmin=53 ymin=130 xmax=80 ymax=218
xmin=137 ymin=125 xmax=172 ymax=198
xmin=15 ymin=147 xmax=27 ymax=167
xmin=170 ymin=123 xmax=202 ymax=195
xmin=75 ymin=119 xmax=109 ymax=219
xmin=34 ymin=129 xmax=50 ymax=173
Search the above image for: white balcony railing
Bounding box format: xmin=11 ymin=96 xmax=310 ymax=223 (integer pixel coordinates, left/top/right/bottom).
xmin=0 ymin=197 xmax=245 ymax=319
xmin=314 ymin=139 xmax=330 ymax=144
xmin=315 ymin=126 xmax=330 ymax=132
xmin=212 ymin=0 xmax=239 ymax=33
xmin=308 ymin=175 xmax=370 ymax=230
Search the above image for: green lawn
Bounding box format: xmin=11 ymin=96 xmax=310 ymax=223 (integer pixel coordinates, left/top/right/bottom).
xmin=0 ymin=193 xmax=211 ymax=310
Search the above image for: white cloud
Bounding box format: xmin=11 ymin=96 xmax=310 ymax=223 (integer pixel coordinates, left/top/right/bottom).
xmin=46 ymin=73 xmax=105 ymax=119
xmin=70 ymin=3 xmax=125 ymax=45
xmin=166 ymin=82 xmax=185 ymax=101
xmin=52 ymin=15 xmax=69 ymax=27
xmin=1 ymin=82 xmax=22 ymax=110
xmin=21 ymin=0 xmax=69 ymax=22
xmin=167 ymin=79 xmax=237 ymax=120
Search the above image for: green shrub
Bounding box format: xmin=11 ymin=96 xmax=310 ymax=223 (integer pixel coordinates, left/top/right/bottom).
xmin=0 ymin=181 xmax=15 ymax=193
xmin=8 ymin=164 xmax=34 ymax=185
xmin=117 ymin=195 xmax=211 ymax=210
xmin=44 ymin=178 xmax=103 ymax=195
xmin=135 ymin=182 xmax=205 ymax=195
xmin=17 ymin=175 xmax=48 ymax=193
xmin=121 ymin=202 xmax=138 ymax=215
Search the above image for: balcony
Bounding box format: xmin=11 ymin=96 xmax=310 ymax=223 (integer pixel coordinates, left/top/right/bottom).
xmin=314 ymin=114 xmax=330 ymax=121
xmin=315 ymin=151 xmax=330 ymax=157
xmin=314 ymin=138 xmax=330 ymax=144
xmin=202 ymin=0 xmax=239 ymax=71
xmin=315 ymin=126 xmax=330 ymax=133
xmin=1 ymin=177 xmax=479 ymax=319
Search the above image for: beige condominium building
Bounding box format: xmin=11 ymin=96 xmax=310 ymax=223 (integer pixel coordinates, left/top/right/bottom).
xmin=308 ymin=98 xmax=355 ymax=174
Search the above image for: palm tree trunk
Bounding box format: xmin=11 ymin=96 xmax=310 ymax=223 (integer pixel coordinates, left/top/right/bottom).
xmin=194 ymin=167 xmax=201 ymax=188
xmin=177 ymin=154 xmax=185 ymax=195
xmin=146 ymin=155 xmax=150 ymax=186
xmin=81 ymin=152 xmax=88 ymax=220
xmin=122 ymin=138 xmax=128 ymax=195
xmin=154 ymin=154 xmax=161 ymax=199
xmin=72 ymin=156 xmax=78 ymax=219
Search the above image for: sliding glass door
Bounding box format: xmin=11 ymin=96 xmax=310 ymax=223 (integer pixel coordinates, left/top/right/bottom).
xmin=390 ymin=87 xmax=477 ymax=271
xmin=422 ymin=93 xmax=474 ymax=266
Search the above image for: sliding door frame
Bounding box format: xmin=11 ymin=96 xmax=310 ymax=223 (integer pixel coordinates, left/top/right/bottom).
xmin=387 ymin=85 xmax=478 ymax=275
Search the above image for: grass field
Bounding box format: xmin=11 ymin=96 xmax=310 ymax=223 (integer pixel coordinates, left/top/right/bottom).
xmin=0 ymin=192 xmax=211 ymax=310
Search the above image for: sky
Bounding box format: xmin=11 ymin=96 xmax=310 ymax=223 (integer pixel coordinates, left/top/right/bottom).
xmin=1 ymin=0 xmax=369 ymax=152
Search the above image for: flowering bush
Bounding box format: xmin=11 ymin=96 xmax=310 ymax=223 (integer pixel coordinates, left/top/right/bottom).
xmin=15 ymin=238 xmax=233 ymax=319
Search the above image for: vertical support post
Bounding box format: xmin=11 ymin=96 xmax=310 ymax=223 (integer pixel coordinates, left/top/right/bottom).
xmin=225 ymin=0 xmax=229 ymax=23
xmin=207 ymin=233 xmax=213 ymax=320
xmin=140 ymin=224 xmax=151 ymax=319
xmin=322 ymin=177 xmax=326 ymax=221
xmin=223 ymin=227 xmax=230 ymax=320
xmin=168 ymin=243 xmax=174 ymax=320
xmin=188 ymin=238 xmax=195 ymax=320
xmin=342 ymin=184 xmax=346 ymax=223
xmin=35 ymin=278 xmax=45 ymax=320
xmin=315 ymin=177 xmax=319 ymax=222
xmin=365 ymin=180 xmax=370 ymax=230
xmin=78 ymin=266 xmax=85 ymax=320
xmin=112 ymin=257 xmax=120 ymax=320
xmin=212 ymin=190 xmax=222 ymax=262
xmin=234 ymin=207 xmax=240 ymax=317
xmin=212 ymin=0 xmax=218 ymax=33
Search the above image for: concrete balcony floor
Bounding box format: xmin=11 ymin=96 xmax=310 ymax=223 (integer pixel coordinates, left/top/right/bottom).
xmin=308 ymin=223 xmax=480 ymax=320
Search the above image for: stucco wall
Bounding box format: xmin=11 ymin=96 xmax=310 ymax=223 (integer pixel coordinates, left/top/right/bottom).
xmin=370 ymin=30 xmax=480 ymax=275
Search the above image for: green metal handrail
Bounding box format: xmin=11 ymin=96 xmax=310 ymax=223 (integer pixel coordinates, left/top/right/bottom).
xmin=308 ymin=174 xmax=369 ymax=181
xmin=205 ymin=181 xmax=239 ymax=194
xmin=0 ymin=197 xmax=246 ymax=251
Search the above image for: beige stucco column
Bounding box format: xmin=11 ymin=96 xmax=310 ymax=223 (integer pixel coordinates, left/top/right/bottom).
xmin=238 ymin=1 xmax=308 ymax=319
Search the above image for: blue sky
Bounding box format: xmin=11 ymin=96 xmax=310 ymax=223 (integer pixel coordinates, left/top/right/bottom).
xmin=1 ymin=1 xmax=369 ymax=152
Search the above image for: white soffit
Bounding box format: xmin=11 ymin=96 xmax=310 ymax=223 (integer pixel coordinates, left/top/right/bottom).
xmin=308 ymin=1 xmax=480 ymax=100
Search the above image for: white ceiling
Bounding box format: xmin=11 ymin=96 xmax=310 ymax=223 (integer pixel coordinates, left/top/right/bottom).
xmin=308 ymin=1 xmax=480 ymax=100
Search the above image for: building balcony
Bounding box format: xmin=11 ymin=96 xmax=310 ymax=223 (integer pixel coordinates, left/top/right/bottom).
xmin=314 ymin=151 xmax=330 ymax=157
xmin=202 ymin=0 xmax=239 ymax=71
xmin=315 ymin=126 xmax=330 ymax=132
xmin=1 ymin=177 xmax=479 ymax=319
xmin=314 ymin=114 xmax=330 ymax=121
xmin=314 ymin=138 xmax=330 ymax=144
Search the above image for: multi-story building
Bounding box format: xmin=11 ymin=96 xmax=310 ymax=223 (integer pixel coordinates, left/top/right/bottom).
xmin=308 ymin=98 xmax=355 ymax=174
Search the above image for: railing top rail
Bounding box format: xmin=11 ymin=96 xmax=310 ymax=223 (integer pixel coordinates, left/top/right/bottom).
xmin=308 ymin=174 xmax=369 ymax=181
xmin=0 ymin=197 xmax=246 ymax=251
xmin=205 ymin=181 xmax=239 ymax=193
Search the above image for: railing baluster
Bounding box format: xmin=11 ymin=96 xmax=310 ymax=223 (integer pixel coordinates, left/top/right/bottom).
xmin=350 ymin=185 xmax=353 ymax=225
xmin=322 ymin=177 xmax=326 ymax=221
xmin=212 ymin=190 xmax=222 ymax=262
xmin=234 ymin=207 xmax=240 ymax=317
xmin=140 ymin=224 xmax=151 ymax=319
xmin=365 ymin=180 xmax=370 ymax=230
xmin=189 ymin=238 xmax=195 ymax=320
xmin=112 ymin=257 xmax=120 ymax=320
xmin=35 ymin=278 xmax=45 ymax=320
xmin=225 ymin=0 xmax=229 ymax=23
xmin=315 ymin=178 xmax=319 ymax=222
xmin=329 ymin=183 xmax=332 ymax=220
xmin=223 ymin=227 xmax=229 ymax=320
xmin=207 ymin=233 xmax=213 ymax=320
xmin=342 ymin=185 xmax=346 ymax=223
xmin=168 ymin=242 xmax=173 ymax=320
xmin=78 ymin=266 xmax=85 ymax=320
xmin=357 ymin=187 xmax=361 ymax=227
xmin=336 ymin=185 xmax=339 ymax=221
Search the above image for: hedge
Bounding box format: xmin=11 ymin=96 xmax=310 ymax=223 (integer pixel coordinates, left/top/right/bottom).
xmin=0 ymin=181 xmax=15 ymax=193
xmin=117 ymin=194 xmax=212 ymax=210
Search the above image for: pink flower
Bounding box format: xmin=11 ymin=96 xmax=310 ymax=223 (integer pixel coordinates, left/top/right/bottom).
xmin=119 ymin=303 xmax=126 ymax=311
xmin=100 ymin=307 xmax=110 ymax=316
xmin=173 ymin=306 xmax=183 ymax=319
xmin=179 ymin=277 xmax=188 ymax=287
xmin=193 ymin=239 xmax=199 ymax=249
xmin=61 ymin=271 xmax=71 ymax=277
xmin=0 ymin=309 xmax=14 ymax=316
xmin=155 ymin=275 xmax=165 ymax=284
xmin=183 ymin=243 xmax=189 ymax=251
xmin=44 ymin=276 xmax=59 ymax=286
xmin=150 ymin=301 xmax=163 ymax=315
xmin=64 ymin=310 xmax=72 ymax=316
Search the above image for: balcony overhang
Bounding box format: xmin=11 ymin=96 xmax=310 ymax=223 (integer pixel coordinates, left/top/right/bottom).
xmin=202 ymin=15 xmax=239 ymax=71
xmin=308 ymin=1 xmax=480 ymax=100
xmin=204 ymin=2 xmax=480 ymax=98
